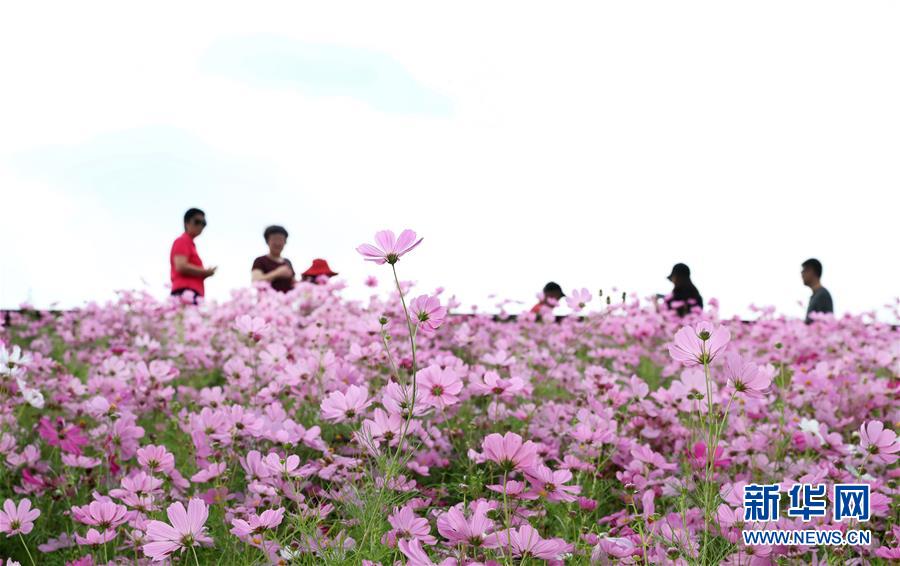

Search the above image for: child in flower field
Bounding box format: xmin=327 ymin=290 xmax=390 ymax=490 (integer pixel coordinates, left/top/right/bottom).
xmin=530 ymin=281 xmax=565 ymax=314
xmin=0 ymin=229 xmax=896 ymax=565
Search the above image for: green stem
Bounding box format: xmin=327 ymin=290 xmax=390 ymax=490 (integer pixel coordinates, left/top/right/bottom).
xmin=712 ymin=393 xmax=737 ymax=450
xmin=388 ymin=263 xmax=419 ymax=467
xmin=379 ymin=327 xmax=401 ymax=380
xmin=701 ymin=356 xmax=714 ymax=559
xmin=501 ymin=469 xmax=512 ymax=566
xmin=774 ymin=361 xmax=788 ymax=469
xmin=191 ymin=543 xmax=201 ymax=566
xmin=18 ymin=533 xmax=35 ymax=566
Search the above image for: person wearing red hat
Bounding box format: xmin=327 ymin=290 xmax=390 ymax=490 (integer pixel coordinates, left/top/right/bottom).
xmin=251 ymin=225 xmax=296 ymax=292
xmin=301 ymin=259 xmax=338 ymax=284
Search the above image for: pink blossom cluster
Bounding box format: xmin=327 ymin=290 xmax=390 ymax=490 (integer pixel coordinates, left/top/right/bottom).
xmin=0 ymin=230 xmax=896 ymax=564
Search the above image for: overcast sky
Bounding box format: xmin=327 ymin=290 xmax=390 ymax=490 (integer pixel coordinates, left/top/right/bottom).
xmin=1 ymin=2 xmax=898 ymax=320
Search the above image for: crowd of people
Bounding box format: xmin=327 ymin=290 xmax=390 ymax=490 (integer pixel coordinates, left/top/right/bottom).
xmin=169 ymin=208 xmax=338 ymax=304
xmin=530 ymin=260 xmax=833 ymax=322
xmin=169 ymin=207 xmax=835 ymax=322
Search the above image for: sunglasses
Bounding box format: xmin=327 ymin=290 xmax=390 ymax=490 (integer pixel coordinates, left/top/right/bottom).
xmin=192 ymin=218 xmax=207 ymax=227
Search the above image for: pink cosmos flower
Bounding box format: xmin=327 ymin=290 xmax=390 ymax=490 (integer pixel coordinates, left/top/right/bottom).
xmin=484 ymin=524 xmax=573 ymax=560
xmin=382 ymin=505 xmax=437 ymax=547
xmin=591 ymin=535 xmax=637 ymax=562
xmin=142 ymin=499 xmax=212 ymax=562
xmin=578 ymin=496 xmax=598 ymax=511
xmin=38 ymin=533 xmax=75 ymax=553
xmin=722 ymin=352 xmax=771 ymax=398
xmin=108 ymin=471 xmax=164 ymax=510
xmin=61 ymin=454 xmax=102 ymax=469
xmin=71 ymin=499 xmax=129 ymax=529
xmin=365 ymin=275 xmax=378 ymax=287
xmin=0 ymin=498 xmax=40 ymax=536
xmin=230 ymin=507 xmax=285 ymax=539
xmin=565 ymin=288 xmax=592 ymax=311
xmin=874 ymin=526 xmax=900 ymax=559
xmin=359 ymin=408 xmax=409 ymax=449
xmin=320 ymin=385 xmax=372 ymax=423
xmin=190 ymin=462 xmax=226 ymax=483
xmin=240 ymin=450 xmax=272 ymax=480
xmin=74 ymin=528 xmax=117 ymax=546
xmin=37 ymin=417 xmax=88 ymax=455
xmin=486 ymin=479 xmax=534 ymax=500
xmin=109 ymin=416 xmax=145 ymax=459
xmin=397 ymin=537 xmax=457 ymax=566
xmin=262 ymin=453 xmax=302 ymax=477
xmin=859 ymin=420 xmax=900 ymax=464
xmin=668 ymin=322 xmax=731 ymax=366
xmin=716 ymin=504 xmax=744 ymax=543
xmin=409 ymin=295 xmax=447 ymax=335
xmin=356 ymin=229 xmax=423 ymax=265
xmin=437 ymin=501 xmax=494 ymax=547
xmin=483 ymin=349 xmax=514 ymax=366
xmin=234 ymin=315 xmax=268 ymax=342
xmin=525 ymin=464 xmax=582 ymax=502
xmin=198 ymin=487 xmax=234 ymax=506
xmin=716 ymin=504 xmax=743 ymax=530
xmin=382 ymin=381 xmax=430 ymax=419
xmin=136 ymin=445 xmax=175 ymax=475
xmin=691 ymin=442 xmax=731 ymax=470
xmin=470 ymin=371 xmax=526 ymax=400
xmin=416 ymin=365 xmax=463 ymax=410
xmin=471 ymin=432 xmax=540 ymax=472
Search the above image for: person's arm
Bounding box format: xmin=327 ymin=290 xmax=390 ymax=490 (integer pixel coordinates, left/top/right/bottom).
xmin=251 ymin=268 xmax=284 ymax=282
xmin=251 ymin=264 xmax=293 ymax=282
xmin=174 ymin=255 xmax=215 ymax=278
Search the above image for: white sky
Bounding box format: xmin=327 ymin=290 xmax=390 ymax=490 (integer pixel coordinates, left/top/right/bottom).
xmin=1 ymin=2 xmax=898 ymax=320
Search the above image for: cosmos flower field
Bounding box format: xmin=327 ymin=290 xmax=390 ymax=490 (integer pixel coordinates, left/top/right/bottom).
xmin=0 ymin=230 xmax=898 ymax=565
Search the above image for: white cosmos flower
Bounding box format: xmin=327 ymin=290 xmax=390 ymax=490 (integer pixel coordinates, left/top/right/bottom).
xmin=23 ymin=388 xmax=45 ymax=409
xmin=799 ymin=418 xmax=825 ymax=443
xmin=0 ymin=344 xmax=31 ymax=375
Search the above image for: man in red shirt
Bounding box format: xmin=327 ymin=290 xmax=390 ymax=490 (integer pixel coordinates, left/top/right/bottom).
xmin=170 ymin=208 xmax=216 ymax=303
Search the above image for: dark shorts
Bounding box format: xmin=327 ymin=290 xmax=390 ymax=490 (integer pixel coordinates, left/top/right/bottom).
xmin=171 ymin=288 xmax=200 ymax=305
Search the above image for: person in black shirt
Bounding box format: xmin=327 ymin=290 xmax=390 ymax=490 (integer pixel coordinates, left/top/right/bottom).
xmin=801 ymin=258 xmax=833 ymax=323
xmin=664 ymin=263 xmax=703 ymax=316
xmin=251 ymin=225 xmax=296 ymax=292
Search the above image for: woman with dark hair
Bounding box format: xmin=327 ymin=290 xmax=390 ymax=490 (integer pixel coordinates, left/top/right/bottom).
xmin=251 ymin=225 xmax=296 ymax=292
